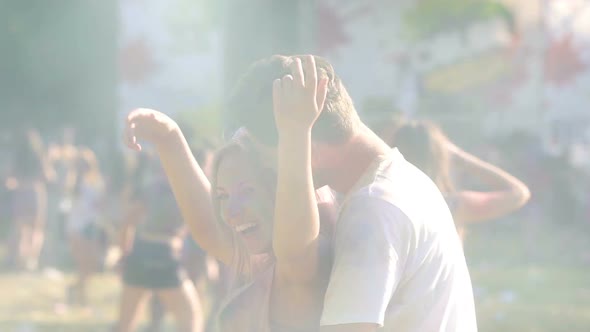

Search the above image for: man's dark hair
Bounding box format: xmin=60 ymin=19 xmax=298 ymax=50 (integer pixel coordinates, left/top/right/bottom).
xmin=226 ymin=55 xmax=360 ymax=145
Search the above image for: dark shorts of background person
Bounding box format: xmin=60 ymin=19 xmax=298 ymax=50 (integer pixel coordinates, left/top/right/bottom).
xmin=11 ymin=187 xmax=41 ymax=225
xmin=79 ymin=223 xmax=109 ymax=272
xmin=81 ymin=223 xmax=108 ymax=246
xmin=182 ymin=235 xmax=206 ymax=258
xmin=123 ymin=236 xmax=188 ymax=289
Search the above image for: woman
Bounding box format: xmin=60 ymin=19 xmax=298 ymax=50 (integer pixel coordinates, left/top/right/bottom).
xmin=212 ymin=139 xmax=336 ymax=331
xmin=123 ymin=105 xmax=337 ymax=331
xmin=386 ymin=119 xmax=531 ymax=241
xmin=45 ymin=128 xmax=82 ymax=267
xmin=115 ymin=152 xmax=203 ymax=332
xmin=5 ymin=129 xmax=48 ymax=270
xmin=67 ymin=147 xmax=108 ymax=305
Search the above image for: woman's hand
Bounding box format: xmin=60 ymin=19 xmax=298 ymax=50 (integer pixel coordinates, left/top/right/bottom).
xmin=124 ymin=108 xmax=180 ymax=151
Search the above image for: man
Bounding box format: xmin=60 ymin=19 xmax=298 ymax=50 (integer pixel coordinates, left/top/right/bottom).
xmin=226 ymin=54 xmax=477 ymax=331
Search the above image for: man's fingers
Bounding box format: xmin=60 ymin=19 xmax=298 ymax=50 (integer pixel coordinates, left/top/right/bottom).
xmin=280 ymin=75 xmax=294 ymax=112
xmin=282 ymin=74 xmax=294 ymax=88
xmin=301 ymin=55 xmax=317 ymax=93
xmin=316 ymin=77 xmax=329 ymax=112
xmin=289 ymin=57 xmax=305 ymax=87
xmin=272 ymin=78 xmax=282 ymax=115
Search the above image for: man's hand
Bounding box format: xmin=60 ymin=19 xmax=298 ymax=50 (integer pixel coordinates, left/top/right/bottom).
xmin=272 ymin=55 xmax=329 ymax=138
xmin=124 ymin=108 xmax=179 ymax=151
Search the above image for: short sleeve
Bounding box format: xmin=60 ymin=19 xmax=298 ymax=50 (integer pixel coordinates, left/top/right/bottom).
xmin=320 ymin=197 xmax=409 ymax=327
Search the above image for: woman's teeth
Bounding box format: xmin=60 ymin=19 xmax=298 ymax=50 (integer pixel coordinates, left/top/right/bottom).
xmin=235 ymin=223 xmax=257 ymax=233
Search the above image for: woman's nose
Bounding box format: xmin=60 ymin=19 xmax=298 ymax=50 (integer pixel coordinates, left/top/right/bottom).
xmin=226 ymin=194 xmax=247 ymax=221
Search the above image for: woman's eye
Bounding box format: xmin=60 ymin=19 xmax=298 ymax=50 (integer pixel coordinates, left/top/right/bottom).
xmin=216 ymin=192 xmax=229 ymax=201
xmin=242 ymin=186 xmax=255 ymax=194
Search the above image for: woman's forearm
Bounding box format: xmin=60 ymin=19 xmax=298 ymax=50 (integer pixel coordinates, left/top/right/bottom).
xmin=273 ymin=131 xmax=320 ymax=264
xmin=450 ymin=144 xmax=529 ymax=195
xmin=155 ymin=129 xmax=234 ymax=265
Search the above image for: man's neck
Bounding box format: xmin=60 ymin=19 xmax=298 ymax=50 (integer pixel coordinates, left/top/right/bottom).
xmin=326 ymin=125 xmax=391 ymax=194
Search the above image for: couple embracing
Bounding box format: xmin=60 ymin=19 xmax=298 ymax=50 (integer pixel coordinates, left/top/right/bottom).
xmin=124 ymin=55 xmax=477 ymax=332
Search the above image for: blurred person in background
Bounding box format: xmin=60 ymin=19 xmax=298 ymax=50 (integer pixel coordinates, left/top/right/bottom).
xmin=66 ymin=147 xmax=108 ymax=306
xmin=384 ymin=119 xmax=531 ymax=242
xmin=0 ymin=132 xmax=12 ymax=243
xmin=116 ymin=152 xmax=203 ymax=332
xmin=99 ymin=145 xmax=131 ymax=259
xmin=3 ymin=128 xmax=50 ymax=271
xmin=45 ymin=126 xmax=81 ymax=268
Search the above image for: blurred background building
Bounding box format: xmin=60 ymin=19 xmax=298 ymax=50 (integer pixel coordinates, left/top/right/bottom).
xmin=3 ymin=0 xmax=589 ymax=161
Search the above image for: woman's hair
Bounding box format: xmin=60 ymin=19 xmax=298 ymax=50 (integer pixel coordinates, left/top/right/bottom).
xmin=388 ymin=119 xmax=454 ymax=193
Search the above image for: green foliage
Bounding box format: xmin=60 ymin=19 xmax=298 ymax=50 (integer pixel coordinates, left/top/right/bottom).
xmin=164 ymin=0 xmax=225 ymax=53
xmin=0 ymin=1 xmax=117 ymax=137
xmin=402 ymin=0 xmax=514 ymax=40
xmin=175 ymin=103 xmax=224 ymax=147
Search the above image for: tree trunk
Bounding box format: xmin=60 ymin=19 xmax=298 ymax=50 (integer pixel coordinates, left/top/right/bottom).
xmin=222 ymin=0 xmax=316 ymax=124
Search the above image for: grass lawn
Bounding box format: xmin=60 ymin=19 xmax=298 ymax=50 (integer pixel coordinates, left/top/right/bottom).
xmin=0 ymin=218 xmax=588 ymax=331
xmin=0 ymin=271 xmax=121 ymax=332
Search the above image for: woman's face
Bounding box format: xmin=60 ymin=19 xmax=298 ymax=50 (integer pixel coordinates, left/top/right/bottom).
xmin=215 ymin=150 xmax=275 ymax=255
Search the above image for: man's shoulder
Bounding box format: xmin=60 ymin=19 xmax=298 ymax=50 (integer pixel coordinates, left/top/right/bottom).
xmin=339 ymin=154 xmax=450 ymax=232
xmin=338 ymin=192 xmax=414 ymax=238
xmin=352 ymin=148 xmax=427 ymax=200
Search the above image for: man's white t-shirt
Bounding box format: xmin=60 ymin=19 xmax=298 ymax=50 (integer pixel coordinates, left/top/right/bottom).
xmin=320 ymin=148 xmax=477 ymax=331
